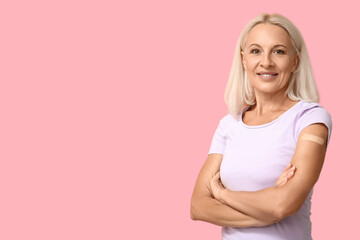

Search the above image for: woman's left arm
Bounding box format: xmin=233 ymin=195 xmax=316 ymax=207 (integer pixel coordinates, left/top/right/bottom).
xmin=211 ymin=123 xmax=329 ymax=223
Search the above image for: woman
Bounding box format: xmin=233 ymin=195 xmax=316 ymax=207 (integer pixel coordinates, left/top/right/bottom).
xmin=190 ymin=13 xmax=332 ymax=240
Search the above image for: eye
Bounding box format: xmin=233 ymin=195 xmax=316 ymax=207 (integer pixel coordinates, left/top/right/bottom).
xmin=250 ymin=49 xmax=261 ymax=54
xmin=274 ymin=49 xmax=285 ymax=54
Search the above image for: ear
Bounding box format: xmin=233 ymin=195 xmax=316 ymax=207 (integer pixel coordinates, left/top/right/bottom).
xmin=291 ymin=53 xmax=299 ymax=72
xmin=241 ymin=51 xmax=247 ymax=71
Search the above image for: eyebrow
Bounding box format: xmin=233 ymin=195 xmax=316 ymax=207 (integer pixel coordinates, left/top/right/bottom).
xmin=248 ymin=44 xmax=288 ymax=49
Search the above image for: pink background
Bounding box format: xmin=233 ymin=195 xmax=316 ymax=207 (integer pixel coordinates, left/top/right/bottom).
xmin=1 ymin=0 xmax=358 ymax=239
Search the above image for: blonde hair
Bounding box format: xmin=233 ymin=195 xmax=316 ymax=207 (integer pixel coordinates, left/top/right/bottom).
xmin=224 ymin=13 xmax=319 ymax=118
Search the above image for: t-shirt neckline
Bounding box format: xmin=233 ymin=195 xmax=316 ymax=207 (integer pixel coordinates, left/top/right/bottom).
xmin=240 ymin=100 xmax=303 ymax=129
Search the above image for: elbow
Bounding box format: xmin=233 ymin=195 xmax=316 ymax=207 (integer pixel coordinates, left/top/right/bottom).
xmin=268 ymin=190 xmax=303 ymax=221
xmin=190 ymin=195 xmax=209 ymax=221
xmin=190 ymin=202 xmax=197 ymax=220
xmin=272 ymin=202 xmax=300 ymax=221
xmin=190 ymin=208 xmax=198 ymax=221
xmin=190 ymin=197 xmax=201 ymax=221
xmin=272 ymin=206 xmax=287 ymax=222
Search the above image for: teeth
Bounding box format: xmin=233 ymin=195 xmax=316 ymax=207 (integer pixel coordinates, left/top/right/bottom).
xmin=260 ymin=74 xmax=276 ymax=76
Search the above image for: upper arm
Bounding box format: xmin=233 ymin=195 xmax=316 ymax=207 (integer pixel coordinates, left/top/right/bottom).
xmin=277 ymin=123 xmax=329 ymax=216
xmin=191 ymin=154 xmax=223 ymax=199
xmin=190 ymin=153 xmax=222 ymax=220
xmin=194 ymin=115 xmax=229 ymax=199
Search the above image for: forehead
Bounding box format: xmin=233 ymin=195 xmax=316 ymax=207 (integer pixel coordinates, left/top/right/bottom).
xmin=245 ymin=23 xmax=292 ymax=48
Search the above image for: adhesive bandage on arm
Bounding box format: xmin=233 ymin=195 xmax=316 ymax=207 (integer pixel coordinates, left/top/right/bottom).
xmin=301 ymin=134 xmax=325 ymax=145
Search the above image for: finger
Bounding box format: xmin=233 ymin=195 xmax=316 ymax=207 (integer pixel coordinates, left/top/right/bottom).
xmin=213 ymin=172 xmax=221 ymax=184
xmin=282 ymin=166 xmax=295 ymax=178
xmin=277 ymin=169 xmax=289 ymax=183
xmin=280 ymin=178 xmax=287 ymax=187
xmin=278 ymin=168 xmax=296 ymax=187
xmin=278 ymin=164 xmax=292 ymax=180
xmin=286 ymin=170 xmax=295 ymax=180
xmin=276 ymin=178 xmax=281 ymax=186
xmin=210 ymin=177 xmax=216 ymax=192
xmin=210 ymin=172 xmax=219 ymax=182
xmin=289 ymin=166 xmax=296 ymax=173
xmin=284 ymin=163 xmax=292 ymax=171
xmin=277 ymin=177 xmax=287 ymax=187
xmin=211 ymin=172 xmax=220 ymax=186
xmin=286 ymin=166 xmax=296 ymax=177
xmin=278 ymin=171 xmax=287 ymax=181
xmin=276 ymin=175 xmax=286 ymax=186
xmin=277 ymin=167 xmax=295 ymax=186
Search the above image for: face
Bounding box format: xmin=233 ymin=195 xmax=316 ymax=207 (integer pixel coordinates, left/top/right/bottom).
xmin=241 ymin=23 xmax=298 ymax=96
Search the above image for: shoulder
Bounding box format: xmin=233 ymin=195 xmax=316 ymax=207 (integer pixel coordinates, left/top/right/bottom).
xmin=296 ymin=101 xmax=332 ymax=126
xmin=295 ymin=100 xmax=332 ymax=143
xmin=219 ymin=113 xmax=237 ymax=124
xmin=297 ymin=100 xmax=331 ymax=117
xmin=214 ymin=114 xmax=238 ymax=135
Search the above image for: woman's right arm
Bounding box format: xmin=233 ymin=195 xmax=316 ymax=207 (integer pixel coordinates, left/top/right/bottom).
xmin=190 ymin=153 xmax=271 ymax=228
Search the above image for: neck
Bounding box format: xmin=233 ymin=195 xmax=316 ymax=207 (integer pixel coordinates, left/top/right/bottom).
xmin=251 ymin=89 xmax=296 ymax=117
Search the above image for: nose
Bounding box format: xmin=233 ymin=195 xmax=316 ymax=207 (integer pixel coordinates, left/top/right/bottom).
xmin=260 ymin=52 xmax=273 ymax=68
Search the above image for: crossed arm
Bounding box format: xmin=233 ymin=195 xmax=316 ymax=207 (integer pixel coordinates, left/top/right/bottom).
xmin=190 ymin=153 xmax=274 ymax=227
xmin=191 ymin=123 xmax=329 ymax=227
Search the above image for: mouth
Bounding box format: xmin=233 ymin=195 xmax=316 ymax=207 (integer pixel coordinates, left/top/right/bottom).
xmin=256 ymin=72 xmax=278 ymax=80
xmin=256 ymin=72 xmax=278 ymax=77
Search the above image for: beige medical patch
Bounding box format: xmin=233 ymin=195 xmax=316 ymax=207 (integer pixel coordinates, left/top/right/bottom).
xmin=301 ymin=134 xmax=325 ymax=145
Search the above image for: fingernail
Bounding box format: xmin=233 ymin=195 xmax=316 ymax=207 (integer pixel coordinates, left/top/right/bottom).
xmin=290 ymin=171 xmax=294 ymax=175
xmin=291 ymin=166 xmax=296 ymax=170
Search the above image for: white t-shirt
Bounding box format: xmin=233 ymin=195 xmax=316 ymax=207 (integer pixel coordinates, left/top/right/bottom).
xmin=209 ymin=100 xmax=332 ymax=240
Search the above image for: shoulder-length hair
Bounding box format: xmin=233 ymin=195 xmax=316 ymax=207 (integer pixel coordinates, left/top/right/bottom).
xmin=224 ymin=13 xmax=319 ymax=118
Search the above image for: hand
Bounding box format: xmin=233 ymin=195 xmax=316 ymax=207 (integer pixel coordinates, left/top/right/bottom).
xmin=276 ymin=164 xmax=296 ymax=187
xmin=210 ymin=171 xmax=226 ymax=203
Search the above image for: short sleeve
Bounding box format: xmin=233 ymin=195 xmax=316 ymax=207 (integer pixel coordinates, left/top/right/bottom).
xmin=208 ymin=115 xmax=230 ymax=155
xmin=295 ymin=106 xmax=332 ymax=145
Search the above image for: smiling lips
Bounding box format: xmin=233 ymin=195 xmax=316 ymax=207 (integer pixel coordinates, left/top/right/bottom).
xmin=257 ymin=72 xmax=278 ymax=80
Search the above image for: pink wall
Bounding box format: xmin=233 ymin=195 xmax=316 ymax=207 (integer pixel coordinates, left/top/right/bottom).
xmin=1 ymin=0 xmax=358 ymax=239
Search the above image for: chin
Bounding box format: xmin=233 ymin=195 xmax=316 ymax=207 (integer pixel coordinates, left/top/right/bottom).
xmin=251 ymin=79 xmax=288 ymax=95
xmin=254 ymin=85 xmax=287 ymax=95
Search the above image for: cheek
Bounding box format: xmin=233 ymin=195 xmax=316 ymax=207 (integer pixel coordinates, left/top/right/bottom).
xmin=244 ymin=59 xmax=258 ymax=71
xmin=242 ymin=59 xmax=249 ymax=71
xmin=284 ymin=57 xmax=297 ymax=72
xmin=279 ymin=61 xmax=295 ymax=75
